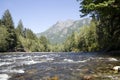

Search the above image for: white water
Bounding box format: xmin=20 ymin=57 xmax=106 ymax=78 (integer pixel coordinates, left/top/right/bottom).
xmin=0 ymin=62 xmax=12 ymax=66
xmin=108 ymin=58 xmax=118 ymax=61
xmin=0 ymin=74 xmax=10 ymax=80
xmin=1 ymin=69 xmax=25 ymax=74
xmin=0 ymin=53 xmax=120 ymax=80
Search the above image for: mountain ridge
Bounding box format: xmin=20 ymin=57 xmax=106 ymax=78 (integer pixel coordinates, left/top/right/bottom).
xmin=37 ymin=18 xmax=90 ymax=44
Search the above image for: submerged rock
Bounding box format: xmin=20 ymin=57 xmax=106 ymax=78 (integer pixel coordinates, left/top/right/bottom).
xmin=46 ymin=76 xmax=59 ymax=80
xmin=82 ymin=75 xmax=94 ymax=80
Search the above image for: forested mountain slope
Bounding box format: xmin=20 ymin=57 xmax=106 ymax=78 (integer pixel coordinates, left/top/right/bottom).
xmin=37 ymin=18 xmax=90 ymax=44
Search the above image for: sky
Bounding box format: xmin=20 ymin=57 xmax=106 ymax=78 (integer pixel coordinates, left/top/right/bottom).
xmin=0 ymin=0 xmax=81 ymax=33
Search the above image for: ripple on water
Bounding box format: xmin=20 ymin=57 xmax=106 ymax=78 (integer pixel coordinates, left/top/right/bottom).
xmin=63 ymin=58 xmax=89 ymax=63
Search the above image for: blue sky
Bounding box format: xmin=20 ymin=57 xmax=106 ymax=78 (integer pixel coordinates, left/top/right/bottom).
xmin=0 ymin=0 xmax=81 ymax=33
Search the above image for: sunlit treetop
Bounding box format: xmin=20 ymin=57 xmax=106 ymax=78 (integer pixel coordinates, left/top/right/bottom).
xmin=77 ymin=0 xmax=120 ymax=17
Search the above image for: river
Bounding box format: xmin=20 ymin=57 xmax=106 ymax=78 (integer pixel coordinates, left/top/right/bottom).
xmin=0 ymin=52 xmax=120 ymax=80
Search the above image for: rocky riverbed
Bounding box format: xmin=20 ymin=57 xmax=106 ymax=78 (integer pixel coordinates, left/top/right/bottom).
xmin=0 ymin=52 xmax=120 ymax=80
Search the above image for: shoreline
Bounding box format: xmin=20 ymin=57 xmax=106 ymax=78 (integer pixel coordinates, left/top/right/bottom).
xmin=0 ymin=51 xmax=120 ymax=56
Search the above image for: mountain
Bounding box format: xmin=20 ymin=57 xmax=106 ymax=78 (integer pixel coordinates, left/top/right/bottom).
xmin=37 ymin=18 xmax=90 ymax=44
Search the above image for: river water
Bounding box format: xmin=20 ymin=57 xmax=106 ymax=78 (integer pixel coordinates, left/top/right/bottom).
xmin=0 ymin=52 xmax=120 ymax=80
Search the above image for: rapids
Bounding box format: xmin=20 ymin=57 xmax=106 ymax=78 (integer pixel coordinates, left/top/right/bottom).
xmin=0 ymin=52 xmax=120 ymax=80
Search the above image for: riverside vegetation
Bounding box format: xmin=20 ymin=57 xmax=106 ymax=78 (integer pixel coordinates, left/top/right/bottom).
xmin=0 ymin=0 xmax=120 ymax=53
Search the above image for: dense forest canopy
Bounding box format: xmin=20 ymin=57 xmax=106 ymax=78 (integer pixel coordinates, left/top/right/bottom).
xmin=77 ymin=0 xmax=120 ymax=52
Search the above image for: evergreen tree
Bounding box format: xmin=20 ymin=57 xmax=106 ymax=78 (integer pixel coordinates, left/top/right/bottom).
xmin=77 ymin=0 xmax=120 ymax=51
xmin=16 ymin=20 xmax=24 ymax=36
xmin=25 ymin=28 xmax=37 ymax=39
xmin=15 ymin=20 xmax=25 ymax=51
xmin=39 ymin=36 xmax=49 ymax=52
xmin=0 ymin=19 xmax=2 ymax=25
xmin=1 ymin=9 xmax=17 ymax=51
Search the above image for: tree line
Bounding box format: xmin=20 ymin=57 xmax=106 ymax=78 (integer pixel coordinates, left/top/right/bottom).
xmin=63 ymin=20 xmax=99 ymax=52
xmin=0 ymin=9 xmax=50 ymax=52
xmin=1 ymin=0 xmax=120 ymax=53
xmin=63 ymin=0 xmax=120 ymax=52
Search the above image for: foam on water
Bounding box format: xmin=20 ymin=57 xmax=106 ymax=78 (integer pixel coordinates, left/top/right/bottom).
xmin=22 ymin=60 xmax=38 ymax=65
xmin=108 ymin=58 xmax=118 ymax=61
xmin=77 ymin=60 xmax=88 ymax=63
xmin=64 ymin=59 xmax=74 ymax=63
xmin=21 ymin=56 xmax=53 ymax=65
xmin=9 ymin=69 xmax=25 ymax=73
xmin=46 ymin=58 xmax=54 ymax=61
xmin=39 ymin=55 xmax=48 ymax=58
xmin=49 ymin=54 xmax=60 ymax=57
xmin=1 ymin=69 xmax=25 ymax=73
xmin=0 ymin=62 xmax=12 ymax=66
xmin=0 ymin=74 xmax=10 ymax=80
xmin=98 ymin=57 xmax=105 ymax=60
xmin=63 ymin=58 xmax=90 ymax=63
